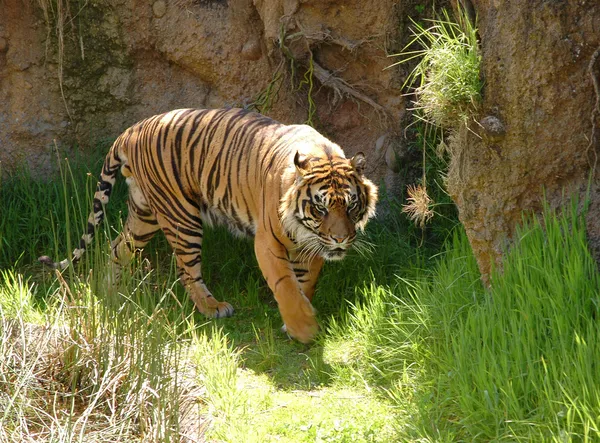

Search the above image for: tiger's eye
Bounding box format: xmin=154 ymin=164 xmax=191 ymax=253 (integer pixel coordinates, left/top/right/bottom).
xmin=314 ymin=203 xmax=327 ymax=215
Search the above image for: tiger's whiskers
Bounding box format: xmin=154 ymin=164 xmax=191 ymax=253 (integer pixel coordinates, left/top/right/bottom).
xmin=294 ymin=236 xmax=324 ymax=264
xmin=351 ymin=239 xmax=375 ymax=259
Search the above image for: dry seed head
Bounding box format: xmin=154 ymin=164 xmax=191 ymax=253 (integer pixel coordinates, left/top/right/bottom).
xmin=402 ymin=184 xmax=434 ymax=228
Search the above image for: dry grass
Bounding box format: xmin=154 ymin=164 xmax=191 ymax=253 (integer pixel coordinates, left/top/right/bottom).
xmin=402 ymin=184 xmax=434 ymax=228
xmin=0 ymin=268 xmax=209 ymax=442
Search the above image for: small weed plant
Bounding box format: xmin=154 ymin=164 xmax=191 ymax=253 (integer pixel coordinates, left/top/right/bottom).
xmin=392 ymin=8 xmax=482 ymax=128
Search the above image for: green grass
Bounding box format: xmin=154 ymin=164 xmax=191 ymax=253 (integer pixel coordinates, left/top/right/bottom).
xmin=1 ymin=157 xmax=599 ymax=441
xmin=0 ymin=151 xmax=128 ymax=270
xmin=428 ymin=202 xmax=600 ymax=441
xmin=331 ymin=200 xmax=600 ymax=441
xmin=390 ymin=8 xmax=481 ymax=128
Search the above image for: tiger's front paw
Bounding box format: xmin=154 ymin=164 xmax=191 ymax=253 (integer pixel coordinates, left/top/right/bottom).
xmin=279 ymin=297 xmax=318 ymax=343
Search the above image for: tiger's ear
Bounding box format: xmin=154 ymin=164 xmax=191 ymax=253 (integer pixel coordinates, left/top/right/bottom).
xmin=294 ymin=151 xmax=312 ymax=176
xmin=350 ymin=152 xmax=366 ymax=175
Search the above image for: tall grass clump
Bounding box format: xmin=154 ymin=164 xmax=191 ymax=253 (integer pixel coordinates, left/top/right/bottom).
xmin=0 ymin=254 xmax=208 ymax=442
xmin=325 ymin=282 xmax=425 ymax=390
xmin=427 ymin=201 xmax=600 ymax=441
xmin=0 ymin=155 xmax=210 ymax=441
xmin=413 ymin=201 xmax=600 ymax=441
xmin=323 ymin=230 xmax=480 ymax=426
xmin=327 ymin=200 xmax=600 ymax=441
xmin=392 ymin=8 xmax=482 ymax=128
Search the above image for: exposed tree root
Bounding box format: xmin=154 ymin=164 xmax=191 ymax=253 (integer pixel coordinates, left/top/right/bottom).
xmin=276 ymin=16 xmax=389 ymax=123
xmin=299 ymin=27 xmax=372 ymax=53
xmin=311 ymin=60 xmax=388 ymax=121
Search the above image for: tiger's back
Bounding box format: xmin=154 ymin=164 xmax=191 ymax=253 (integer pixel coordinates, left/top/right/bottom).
xmin=120 ymin=108 xmax=338 ymax=236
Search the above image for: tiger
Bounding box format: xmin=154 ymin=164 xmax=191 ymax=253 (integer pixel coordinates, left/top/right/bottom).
xmin=39 ymin=108 xmax=378 ymax=343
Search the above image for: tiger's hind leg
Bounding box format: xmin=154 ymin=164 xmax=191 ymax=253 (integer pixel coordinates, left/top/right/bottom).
xmin=155 ymin=209 xmax=234 ymax=319
xmin=109 ymin=180 xmax=160 ymax=283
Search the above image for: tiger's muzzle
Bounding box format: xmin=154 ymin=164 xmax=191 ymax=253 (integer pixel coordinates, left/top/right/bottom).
xmin=319 ymin=206 xmax=356 ymax=261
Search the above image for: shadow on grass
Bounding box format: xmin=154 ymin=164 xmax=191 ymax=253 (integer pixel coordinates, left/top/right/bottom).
xmin=185 ymin=218 xmax=439 ymax=392
xmin=3 ymin=158 xmax=453 ymax=395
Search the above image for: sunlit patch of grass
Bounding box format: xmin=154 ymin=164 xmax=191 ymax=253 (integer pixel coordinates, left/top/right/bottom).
xmin=326 ymin=199 xmax=600 ymax=441
xmin=189 ymin=326 xmax=403 ymax=443
xmin=260 ymin=387 xmax=401 ymax=443
xmin=0 ymin=270 xmax=44 ymax=324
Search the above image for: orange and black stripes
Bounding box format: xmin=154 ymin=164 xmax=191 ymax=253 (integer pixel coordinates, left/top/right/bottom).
xmin=40 ymin=107 xmax=378 ymax=341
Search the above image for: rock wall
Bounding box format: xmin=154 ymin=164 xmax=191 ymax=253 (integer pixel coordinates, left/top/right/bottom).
xmin=447 ymin=0 xmax=600 ymax=278
xmin=0 ymin=0 xmax=415 ymax=194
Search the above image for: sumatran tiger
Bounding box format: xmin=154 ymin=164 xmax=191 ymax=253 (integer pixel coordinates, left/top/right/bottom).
xmin=39 ymin=108 xmax=378 ymax=343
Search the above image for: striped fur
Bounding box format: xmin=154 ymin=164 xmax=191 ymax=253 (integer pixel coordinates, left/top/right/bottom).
xmin=40 ymin=108 xmax=378 ymax=343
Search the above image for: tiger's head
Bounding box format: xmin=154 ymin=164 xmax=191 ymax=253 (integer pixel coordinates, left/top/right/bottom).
xmin=280 ymin=146 xmax=378 ymax=261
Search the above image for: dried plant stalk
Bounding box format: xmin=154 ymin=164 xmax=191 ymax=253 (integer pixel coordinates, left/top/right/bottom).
xmin=402 ymin=184 xmax=434 ymax=228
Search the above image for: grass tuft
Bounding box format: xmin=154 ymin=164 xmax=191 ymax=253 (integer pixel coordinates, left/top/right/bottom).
xmin=392 ymin=8 xmax=482 ymax=128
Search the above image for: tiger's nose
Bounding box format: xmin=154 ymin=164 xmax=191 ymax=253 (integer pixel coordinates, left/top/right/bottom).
xmin=331 ymin=234 xmax=346 ymax=244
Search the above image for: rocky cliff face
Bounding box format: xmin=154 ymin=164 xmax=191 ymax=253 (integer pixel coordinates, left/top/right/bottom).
xmin=0 ymin=0 xmax=413 ymax=194
xmin=447 ymin=0 xmax=600 ymax=278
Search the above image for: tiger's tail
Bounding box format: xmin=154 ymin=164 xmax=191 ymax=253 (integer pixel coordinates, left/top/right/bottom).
xmin=39 ymin=135 xmax=126 ymax=270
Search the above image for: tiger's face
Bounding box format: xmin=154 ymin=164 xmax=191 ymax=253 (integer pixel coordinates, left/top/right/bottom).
xmin=280 ymin=150 xmax=378 ymax=261
xmin=304 ymin=187 xmax=360 ymax=260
